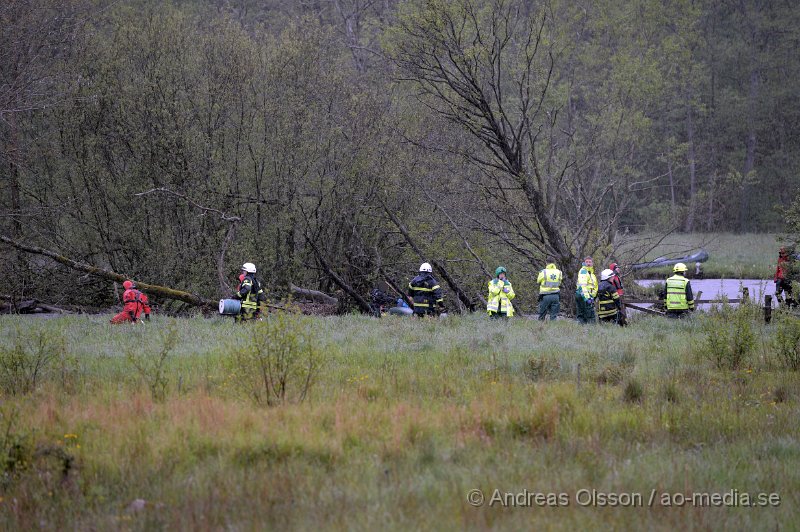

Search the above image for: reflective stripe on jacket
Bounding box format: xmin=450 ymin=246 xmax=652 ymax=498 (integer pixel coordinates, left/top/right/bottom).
xmin=664 ymin=274 xmax=694 ymax=311
xmin=537 ymin=267 xmax=562 ymax=294
xmin=238 ymin=274 xmax=264 ymax=314
xmin=576 ymin=267 xmax=598 ymax=301
xmin=487 ymin=278 xmax=515 ymax=316
xmin=597 ymin=280 xmax=620 ymax=319
xmin=408 ymin=273 xmax=443 ymax=312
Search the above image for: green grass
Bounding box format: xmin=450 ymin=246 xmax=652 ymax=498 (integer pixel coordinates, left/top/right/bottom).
xmin=618 ymin=232 xmax=785 ymax=279
xmin=1 ymin=311 xmax=800 ymax=530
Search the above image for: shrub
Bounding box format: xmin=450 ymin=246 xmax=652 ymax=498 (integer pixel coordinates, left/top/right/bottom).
xmin=0 ymin=326 xmax=67 ymax=395
xmin=596 ymin=364 xmax=625 ymax=385
xmin=697 ymin=304 xmax=756 ymax=370
xmin=229 ymin=311 xmax=323 ymax=406
xmin=0 ymin=408 xmax=33 ymax=487
xmin=773 ymin=385 xmax=788 ymax=404
xmin=622 ymin=379 xmax=644 ymax=403
xmin=127 ymin=320 xmax=179 ymax=401
xmin=525 ymin=355 xmax=561 ymax=382
xmin=773 ymin=315 xmax=800 ymax=370
xmin=661 ymin=381 xmax=681 ymax=404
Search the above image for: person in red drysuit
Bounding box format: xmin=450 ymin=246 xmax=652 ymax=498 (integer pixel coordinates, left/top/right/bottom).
xmin=110 ymin=280 xmax=151 ymax=324
xmin=608 ymin=262 xmax=627 ymax=325
xmin=608 ymin=262 xmax=624 ymax=296
xmin=775 ymin=247 xmax=797 ymax=307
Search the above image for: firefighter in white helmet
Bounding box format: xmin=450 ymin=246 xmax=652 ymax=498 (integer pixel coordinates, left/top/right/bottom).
xmin=408 ymin=262 xmax=444 ymax=316
xmin=234 ymin=262 xmax=266 ymax=321
xmin=597 ymin=269 xmax=622 ymax=324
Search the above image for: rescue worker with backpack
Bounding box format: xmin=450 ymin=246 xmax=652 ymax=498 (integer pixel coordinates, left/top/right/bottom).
xmin=660 ymin=262 xmax=695 ymax=318
xmin=110 ymin=280 xmax=151 ymax=324
xmin=536 ymin=263 xmax=562 ymax=320
xmin=408 ymin=262 xmax=445 ymax=316
xmin=575 ymin=257 xmax=598 ymax=324
xmin=235 ymin=262 xmax=266 ymax=321
xmin=597 ymin=269 xmax=622 ymax=324
xmin=487 ymin=266 xmax=515 ymax=318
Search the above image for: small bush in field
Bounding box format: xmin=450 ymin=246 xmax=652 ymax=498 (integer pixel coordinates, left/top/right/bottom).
xmin=0 ymin=327 xmax=67 ymax=395
xmin=0 ymin=408 xmax=33 ymax=486
xmin=773 ymin=385 xmax=788 ymax=403
xmin=622 ymin=379 xmax=644 ymax=403
xmin=229 ymin=310 xmax=323 ymax=406
xmin=525 ymin=355 xmax=560 ymax=382
xmin=773 ymin=315 xmax=800 ymax=370
xmin=127 ymin=320 xmax=179 ymax=401
xmin=596 ymin=364 xmax=626 ymax=385
xmin=661 ymin=381 xmax=681 ymax=404
xmin=697 ymin=304 xmax=755 ymax=370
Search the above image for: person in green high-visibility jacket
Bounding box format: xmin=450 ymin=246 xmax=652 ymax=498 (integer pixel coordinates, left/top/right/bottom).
xmin=536 ymin=262 xmax=562 ymax=321
xmin=574 ymin=257 xmax=598 ymax=324
xmin=487 ymin=266 xmax=515 ymax=318
xmin=659 ymin=262 xmax=694 ymax=318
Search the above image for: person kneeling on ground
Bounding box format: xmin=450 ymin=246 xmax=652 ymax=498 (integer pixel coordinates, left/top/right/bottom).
xmin=110 ymin=280 xmax=151 ymax=324
xmin=487 ymin=266 xmax=515 ymax=319
xmin=408 ymin=262 xmax=445 ymax=317
xmin=536 ymin=262 xmax=562 ymax=321
xmin=597 ymin=269 xmax=622 ymax=325
xmin=660 ymin=262 xmax=694 ymax=318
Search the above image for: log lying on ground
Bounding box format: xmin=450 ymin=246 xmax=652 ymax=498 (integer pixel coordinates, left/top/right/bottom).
xmin=2 ymin=234 xmax=217 ymax=309
xmin=0 ymin=295 xmax=74 ymax=314
xmin=290 ymin=284 xmax=338 ymax=305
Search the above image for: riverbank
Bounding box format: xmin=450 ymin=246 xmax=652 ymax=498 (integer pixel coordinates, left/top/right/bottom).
xmin=619 ymin=233 xmax=785 ymax=279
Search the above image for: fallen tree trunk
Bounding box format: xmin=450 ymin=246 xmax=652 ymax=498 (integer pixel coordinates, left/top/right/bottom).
xmin=2 ymin=234 xmax=216 ymax=309
xmin=0 ymin=297 xmax=73 ymax=314
xmin=624 ymin=302 xmax=665 ymax=316
xmin=290 ymin=284 xmax=338 ymax=305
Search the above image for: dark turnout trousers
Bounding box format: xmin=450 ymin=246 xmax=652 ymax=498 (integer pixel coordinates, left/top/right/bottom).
xmin=538 ymin=293 xmax=560 ymax=321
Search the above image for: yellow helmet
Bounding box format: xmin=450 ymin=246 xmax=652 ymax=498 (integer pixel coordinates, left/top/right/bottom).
xmin=673 ymin=262 xmax=688 ymax=273
xmin=546 ymin=263 xmax=557 ymax=269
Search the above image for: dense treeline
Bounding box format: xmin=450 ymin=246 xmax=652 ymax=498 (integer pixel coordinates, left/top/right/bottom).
xmin=2 ymin=0 xmax=799 ymax=312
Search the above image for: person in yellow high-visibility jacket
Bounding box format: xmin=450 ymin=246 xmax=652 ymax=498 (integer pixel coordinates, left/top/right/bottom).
xmin=536 ymin=263 xmax=562 ymax=320
xmin=574 ymin=257 xmax=598 ymax=324
xmin=487 ymin=266 xmax=515 ymax=318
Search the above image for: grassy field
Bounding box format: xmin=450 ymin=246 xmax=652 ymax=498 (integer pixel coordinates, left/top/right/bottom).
xmin=1 ymin=309 xmax=800 ymax=530
xmin=618 ymin=233 xmax=785 ymax=279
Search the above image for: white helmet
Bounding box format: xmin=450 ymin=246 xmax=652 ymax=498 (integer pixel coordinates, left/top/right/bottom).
xmin=242 ymin=262 xmax=257 ymax=274
xmin=419 ymin=262 xmax=433 ymax=273
xmin=600 ymin=268 xmax=614 ymax=281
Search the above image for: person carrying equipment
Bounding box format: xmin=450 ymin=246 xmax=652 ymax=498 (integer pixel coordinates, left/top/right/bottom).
xmin=575 ymin=257 xmax=598 ymax=324
xmin=660 ymin=262 xmax=695 ymax=318
xmin=408 ymin=262 xmax=445 ymax=316
xmin=235 ymin=262 xmax=266 ymax=321
xmin=597 ymin=269 xmax=622 ymax=324
xmin=487 ymin=266 xmax=516 ymax=318
xmin=536 ymin=262 xmax=562 ymax=321
xmin=775 ymin=247 xmax=797 ymax=307
xmin=110 ymin=280 xmax=151 ymax=324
